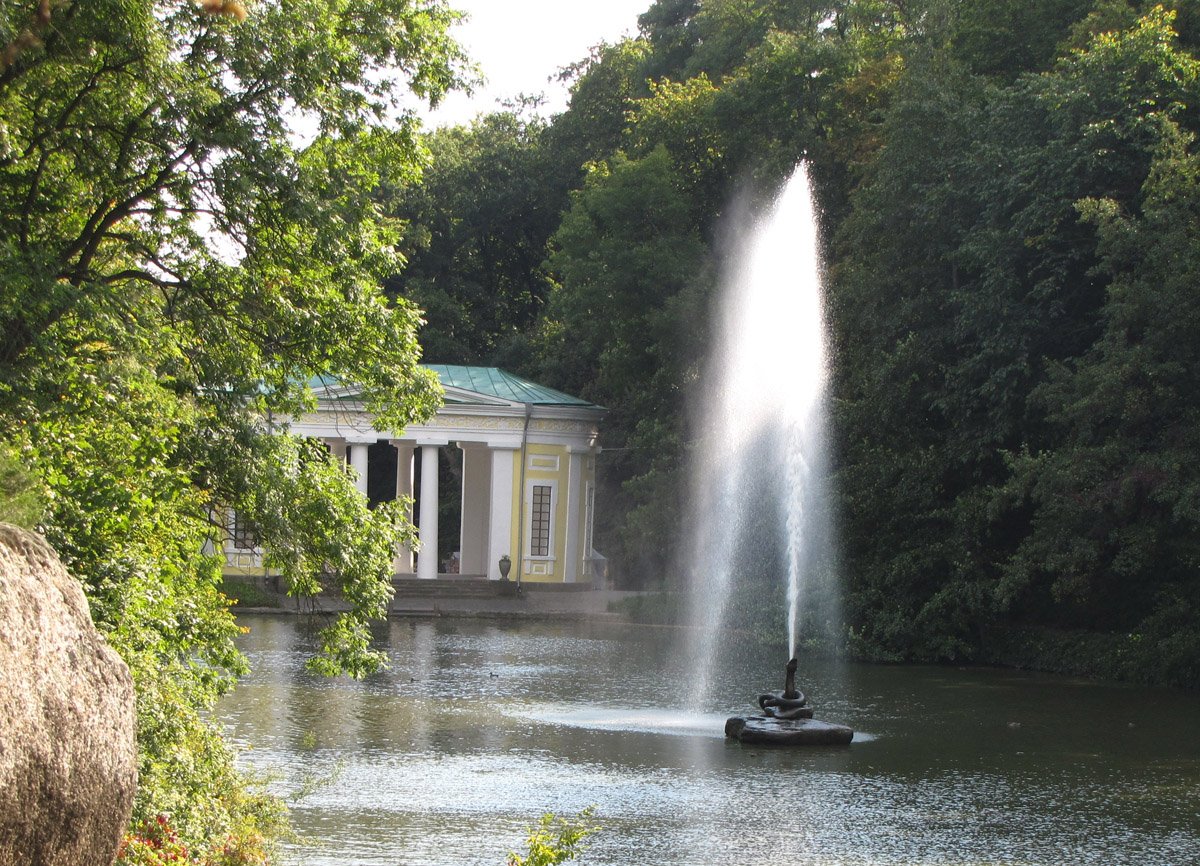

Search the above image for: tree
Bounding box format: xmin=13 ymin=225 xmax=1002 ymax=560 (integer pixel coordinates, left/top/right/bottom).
xmin=540 ymin=146 xmax=711 ymax=579
xmin=830 ymin=3 xmax=1200 ymax=674
xmin=0 ymin=0 xmax=467 ymax=856
xmin=488 ymin=0 xmax=899 ymax=587
xmin=384 ymin=109 xmax=561 ymax=365
xmin=996 ymin=35 xmax=1200 ymax=685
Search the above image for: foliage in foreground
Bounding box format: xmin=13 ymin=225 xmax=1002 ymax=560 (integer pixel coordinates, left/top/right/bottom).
xmin=507 ymin=809 xmax=598 ymax=866
xmin=0 ymin=0 xmax=467 ymax=858
xmin=116 ymin=813 xmax=275 ymax=866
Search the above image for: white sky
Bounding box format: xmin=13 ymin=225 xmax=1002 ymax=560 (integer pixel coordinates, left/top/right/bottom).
xmin=420 ymin=0 xmax=652 ymax=127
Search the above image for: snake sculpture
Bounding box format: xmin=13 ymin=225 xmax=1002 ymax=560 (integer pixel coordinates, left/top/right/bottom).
xmin=757 ymin=657 xmax=811 ymax=720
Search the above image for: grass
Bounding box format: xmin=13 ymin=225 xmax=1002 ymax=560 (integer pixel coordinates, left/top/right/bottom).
xmin=221 ymin=577 xmax=281 ymax=609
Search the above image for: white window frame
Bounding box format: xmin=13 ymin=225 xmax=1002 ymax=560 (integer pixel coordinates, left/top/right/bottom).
xmin=583 ymin=481 xmax=595 ymax=559
xmin=229 ymin=508 xmax=260 ymax=552
xmin=525 ymin=479 xmax=557 ymax=561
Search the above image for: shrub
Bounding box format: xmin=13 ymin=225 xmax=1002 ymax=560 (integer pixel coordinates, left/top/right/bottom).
xmin=507 ymin=809 xmax=597 ymax=866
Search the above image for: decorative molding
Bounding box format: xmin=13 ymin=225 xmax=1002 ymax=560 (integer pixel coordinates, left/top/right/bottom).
xmin=530 ymin=418 xmax=597 ymax=434
xmin=524 ymin=559 xmax=555 ymax=576
xmin=435 ymin=414 xmax=526 ymax=431
xmin=296 ymin=412 xmax=376 ymax=431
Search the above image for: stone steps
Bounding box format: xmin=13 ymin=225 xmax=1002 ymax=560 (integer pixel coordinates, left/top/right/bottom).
xmin=390 ymin=578 xmax=515 ymax=599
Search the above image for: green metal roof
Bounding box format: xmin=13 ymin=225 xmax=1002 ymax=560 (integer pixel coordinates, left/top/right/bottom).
xmin=309 ymin=367 xmax=598 ymax=408
xmin=426 ymin=365 xmax=597 ymax=407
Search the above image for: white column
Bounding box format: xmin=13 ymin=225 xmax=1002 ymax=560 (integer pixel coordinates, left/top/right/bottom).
xmin=391 ymin=441 xmax=415 ymax=574
xmin=486 ymin=446 xmax=517 ymax=580
xmin=458 ymin=443 xmax=492 ymax=576
xmin=349 ymin=441 xmax=370 ymax=496
xmin=327 ymin=438 xmax=348 ymax=464
xmin=417 ymin=444 xmax=440 ymax=580
xmin=563 ymin=450 xmax=585 ymax=583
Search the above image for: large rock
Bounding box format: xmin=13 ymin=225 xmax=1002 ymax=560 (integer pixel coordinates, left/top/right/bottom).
xmin=0 ymin=524 xmax=137 ymax=866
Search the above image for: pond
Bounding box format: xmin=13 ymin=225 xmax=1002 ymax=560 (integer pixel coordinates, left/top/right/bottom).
xmin=217 ymin=614 xmax=1200 ymax=866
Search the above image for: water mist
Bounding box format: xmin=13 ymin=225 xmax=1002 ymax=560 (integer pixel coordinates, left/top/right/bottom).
xmin=686 ymin=163 xmax=837 ymax=707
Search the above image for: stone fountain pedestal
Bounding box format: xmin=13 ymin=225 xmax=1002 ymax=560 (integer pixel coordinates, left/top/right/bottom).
xmin=725 ymin=658 xmax=853 ymax=746
xmin=725 ymin=715 xmax=853 ymax=745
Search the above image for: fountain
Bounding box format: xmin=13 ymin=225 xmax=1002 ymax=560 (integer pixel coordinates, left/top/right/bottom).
xmin=686 ymin=162 xmax=852 ymax=745
xmin=724 ymin=657 xmax=853 ymax=745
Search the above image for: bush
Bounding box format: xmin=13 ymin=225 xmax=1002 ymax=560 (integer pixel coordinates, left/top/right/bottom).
xmin=608 ymin=592 xmax=684 ymax=624
xmin=507 ymin=809 xmax=597 ymax=866
xmin=220 ymin=577 xmax=281 ymax=609
xmin=116 ymin=815 xmax=272 ymax=866
xmin=0 ymin=442 xmax=44 ymax=530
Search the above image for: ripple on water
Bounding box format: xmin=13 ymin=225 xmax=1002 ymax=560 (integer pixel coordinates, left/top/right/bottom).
xmin=241 ymin=745 xmax=1200 ymax=866
xmin=512 ymin=705 xmax=730 ymax=738
xmin=221 ymin=616 xmax=1200 ymax=866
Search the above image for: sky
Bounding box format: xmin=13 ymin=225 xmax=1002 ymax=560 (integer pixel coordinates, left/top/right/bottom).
xmin=420 ymin=0 xmax=653 ymax=127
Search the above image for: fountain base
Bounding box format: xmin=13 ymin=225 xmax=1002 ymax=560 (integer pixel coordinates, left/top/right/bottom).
xmin=725 ymin=657 xmax=853 ymax=746
xmin=725 ymin=715 xmax=852 ymax=746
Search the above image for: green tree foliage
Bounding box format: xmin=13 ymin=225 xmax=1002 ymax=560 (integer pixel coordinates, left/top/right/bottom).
xmin=527 ymin=0 xmax=881 ymax=584
xmin=541 ymin=147 xmax=711 ymax=577
xmin=384 ymin=110 xmax=561 ymax=364
xmin=999 ymin=126 xmax=1200 ymax=685
xmin=0 ymin=440 xmax=42 ymax=528
xmin=950 ymin=0 xmax=1096 ymax=79
xmin=832 ymin=3 xmax=1200 ymax=682
xmin=0 ymin=0 xmax=466 ymax=855
xmin=374 ymin=0 xmax=1200 ymax=685
xmin=549 ymin=39 xmax=657 ymax=172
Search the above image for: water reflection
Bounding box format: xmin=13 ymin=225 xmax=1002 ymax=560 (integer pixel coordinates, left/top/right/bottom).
xmin=517 ymin=706 xmax=728 ymax=738
xmin=218 ymin=615 xmax=1200 ymax=866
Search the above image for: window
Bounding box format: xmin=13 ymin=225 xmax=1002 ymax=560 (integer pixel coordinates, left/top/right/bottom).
xmin=583 ymin=482 xmax=595 ymax=557
xmin=530 ymin=485 xmax=552 ymax=557
xmin=231 ymin=510 xmax=259 ymax=550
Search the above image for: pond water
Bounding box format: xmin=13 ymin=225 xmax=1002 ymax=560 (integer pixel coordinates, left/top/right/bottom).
xmin=217 ymin=614 xmax=1200 ymax=866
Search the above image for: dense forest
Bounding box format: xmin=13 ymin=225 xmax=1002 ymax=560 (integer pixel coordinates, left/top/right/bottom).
xmin=386 ymin=0 xmax=1200 ymax=690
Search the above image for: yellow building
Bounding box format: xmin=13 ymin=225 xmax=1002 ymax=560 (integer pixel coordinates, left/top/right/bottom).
xmin=221 ymin=366 xmax=604 ymax=584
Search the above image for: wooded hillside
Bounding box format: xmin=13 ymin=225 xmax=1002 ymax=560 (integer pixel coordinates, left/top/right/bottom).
xmin=387 ymin=0 xmax=1200 ymax=688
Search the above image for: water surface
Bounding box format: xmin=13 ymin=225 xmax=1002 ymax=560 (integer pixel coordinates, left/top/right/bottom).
xmin=218 ymin=615 xmax=1200 ymax=865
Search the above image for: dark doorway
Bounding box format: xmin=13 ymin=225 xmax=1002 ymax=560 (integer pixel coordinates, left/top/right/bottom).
xmin=366 ymin=440 xmax=398 ymax=508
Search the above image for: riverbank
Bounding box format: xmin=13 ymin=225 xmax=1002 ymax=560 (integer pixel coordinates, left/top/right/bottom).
xmin=976 ymin=624 xmax=1199 ymax=691
xmin=603 ymin=590 xmax=1200 ymax=691
xmin=221 ymin=579 xmax=1198 ymax=689
xmin=221 ymin=574 xmax=642 ymax=622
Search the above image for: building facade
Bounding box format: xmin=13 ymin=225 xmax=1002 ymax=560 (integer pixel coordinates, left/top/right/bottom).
xmin=220 ymin=366 xmax=604 ymax=584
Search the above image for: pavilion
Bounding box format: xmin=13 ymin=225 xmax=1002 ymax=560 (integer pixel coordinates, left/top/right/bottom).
xmin=220 ymin=365 xmax=604 ymax=584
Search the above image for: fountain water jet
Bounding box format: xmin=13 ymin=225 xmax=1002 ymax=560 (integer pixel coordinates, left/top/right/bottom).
xmin=684 ymin=163 xmax=848 ymax=742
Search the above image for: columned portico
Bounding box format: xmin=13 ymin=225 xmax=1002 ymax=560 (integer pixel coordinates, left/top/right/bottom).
xmin=391 ymin=440 xmax=415 ymax=573
xmin=487 ymin=445 xmax=518 ymax=581
xmin=327 ymin=438 xmax=348 ymax=464
xmin=563 ymin=449 xmax=586 ymax=583
xmin=458 ymin=443 xmax=491 ymax=576
xmin=416 ymin=443 xmax=444 ymax=580
xmin=245 ymin=366 xmax=603 ymax=586
xmin=347 ymin=438 xmax=371 ymax=495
